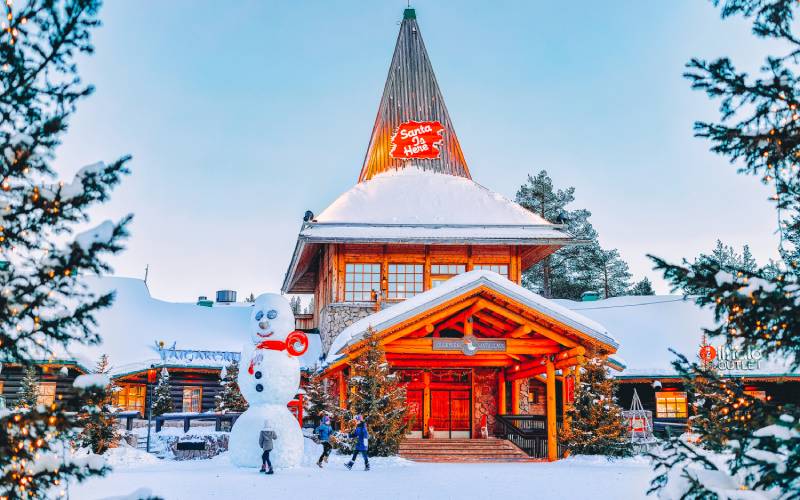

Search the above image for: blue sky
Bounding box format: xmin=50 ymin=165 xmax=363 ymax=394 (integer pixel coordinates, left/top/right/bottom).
xmin=56 ymin=1 xmax=780 ymax=302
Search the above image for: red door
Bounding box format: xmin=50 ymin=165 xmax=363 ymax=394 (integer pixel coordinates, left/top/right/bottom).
xmin=406 ymin=390 xmax=423 ymax=431
xmin=430 ymin=390 xmax=471 ymax=437
xmin=430 ymin=390 xmax=450 ymax=432
xmin=450 ymin=390 xmax=470 ymax=432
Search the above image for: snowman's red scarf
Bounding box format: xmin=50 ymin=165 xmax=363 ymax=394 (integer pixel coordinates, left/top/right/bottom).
xmin=248 ymin=340 xmax=286 ymax=375
xmin=247 ymin=331 xmax=309 ymax=375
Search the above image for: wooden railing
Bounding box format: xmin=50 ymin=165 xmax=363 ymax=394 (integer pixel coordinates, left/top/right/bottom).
xmin=154 ymin=413 xmax=242 ymax=433
xmin=494 ymin=414 xmax=565 ymax=459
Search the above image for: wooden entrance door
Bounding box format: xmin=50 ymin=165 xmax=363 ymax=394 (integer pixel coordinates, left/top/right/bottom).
xmin=430 ymin=389 xmax=471 ymax=438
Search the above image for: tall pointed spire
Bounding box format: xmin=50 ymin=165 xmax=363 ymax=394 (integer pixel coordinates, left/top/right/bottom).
xmin=358 ymin=8 xmax=471 ymax=183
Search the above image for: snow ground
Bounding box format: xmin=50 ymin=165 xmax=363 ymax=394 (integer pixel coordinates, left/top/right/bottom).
xmin=71 ymin=443 xmax=654 ymax=500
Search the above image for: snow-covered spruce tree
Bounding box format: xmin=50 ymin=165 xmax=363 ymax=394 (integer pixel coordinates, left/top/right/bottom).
xmin=578 ymin=245 xmax=632 ymax=299
xmin=0 ymin=0 xmax=130 ymax=496
xmin=16 ymin=365 xmax=40 ymax=408
xmin=342 ymin=327 xmax=409 ymax=456
xmin=76 ymin=355 xmax=118 ymax=454
xmin=151 ymin=368 xmax=174 ymax=416
xmin=559 ymin=352 xmax=632 ymax=457
xmin=629 ymin=277 xmax=655 ymax=296
xmin=304 ymin=371 xmax=339 ymax=427
xmin=214 ymin=362 xmax=248 ymax=413
xmin=647 ymin=1 xmax=800 ymax=497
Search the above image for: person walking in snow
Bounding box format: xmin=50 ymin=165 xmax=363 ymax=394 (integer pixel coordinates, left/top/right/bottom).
xmin=345 ymin=415 xmax=369 ymax=471
xmin=315 ymin=415 xmax=334 ymax=468
xmin=259 ymin=422 xmax=278 ymax=475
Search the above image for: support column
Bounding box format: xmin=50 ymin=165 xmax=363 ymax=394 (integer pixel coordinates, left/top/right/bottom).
xmin=497 ymin=370 xmax=506 ymax=415
xmin=337 ymin=370 xmax=347 ymax=409
xmin=423 ymin=371 xmax=431 ymax=437
xmin=511 ymin=379 xmax=520 ymax=415
xmin=546 ymin=358 xmax=557 ymax=461
xmin=562 ymin=366 xmax=572 ymax=435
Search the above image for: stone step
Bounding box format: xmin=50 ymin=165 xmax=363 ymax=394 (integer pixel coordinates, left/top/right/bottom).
xmin=399 ymin=438 xmax=532 ymax=463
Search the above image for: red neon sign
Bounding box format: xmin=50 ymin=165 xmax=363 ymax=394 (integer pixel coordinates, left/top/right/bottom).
xmin=390 ymin=120 xmax=445 ymax=160
xmin=699 ymin=345 xmax=717 ymax=363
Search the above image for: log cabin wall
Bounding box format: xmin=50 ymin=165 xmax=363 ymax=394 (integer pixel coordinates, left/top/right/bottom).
xmin=118 ymin=369 xmax=223 ymax=414
xmin=314 ymin=243 xmax=526 ymax=353
xmin=0 ymin=364 xmax=83 ymax=407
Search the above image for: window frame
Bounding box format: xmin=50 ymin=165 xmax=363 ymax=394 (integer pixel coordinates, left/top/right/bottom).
xmin=182 ymin=386 xmax=203 ymax=413
xmin=473 ymin=263 xmax=510 ymax=278
xmin=655 ymin=391 xmax=688 ymax=419
xmin=37 ymin=382 xmax=57 ymax=406
xmin=387 ymin=263 xmax=423 ymax=299
xmin=114 ymin=383 xmax=147 ymax=414
xmin=344 ymin=263 xmax=382 ymax=302
xmin=430 ymin=263 xmax=466 ymax=288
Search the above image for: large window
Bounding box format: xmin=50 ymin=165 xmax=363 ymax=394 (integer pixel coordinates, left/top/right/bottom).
xmin=388 ymin=264 xmax=423 ymax=299
xmin=37 ymin=382 xmax=56 ymax=406
xmin=114 ymin=384 xmax=147 ymax=414
xmin=182 ymin=386 xmax=202 ymax=413
xmin=655 ymin=391 xmax=688 ymax=418
xmin=430 ymin=264 xmax=466 ymax=288
xmin=474 ymin=264 xmax=509 ymax=278
xmin=344 ymin=263 xmax=381 ymax=301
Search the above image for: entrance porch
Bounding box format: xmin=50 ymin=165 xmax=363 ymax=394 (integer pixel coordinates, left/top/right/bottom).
xmin=323 ymin=271 xmax=618 ymax=461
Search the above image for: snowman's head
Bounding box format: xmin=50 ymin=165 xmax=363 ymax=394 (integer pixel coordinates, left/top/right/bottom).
xmin=249 ymin=293 xmax=295 ymax=345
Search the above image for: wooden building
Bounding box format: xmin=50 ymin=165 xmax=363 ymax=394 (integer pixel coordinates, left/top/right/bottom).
xmin=281 ymin=8 xmax=619 ymax=461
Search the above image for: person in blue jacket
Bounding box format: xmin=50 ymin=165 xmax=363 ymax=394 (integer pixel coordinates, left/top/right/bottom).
xmin=315 ymin=415 xmax=334 ymax=468
xmin=345 ymin=415 xmax=369 ymax=471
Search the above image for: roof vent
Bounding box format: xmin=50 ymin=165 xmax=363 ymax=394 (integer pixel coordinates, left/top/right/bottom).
xmin=216 ymin=290 xmax=237 ymax=303
xmin=197 ymin=295 xmax=213 ymax=307
xmin=581 ymin=291 xmax=601 ymax=302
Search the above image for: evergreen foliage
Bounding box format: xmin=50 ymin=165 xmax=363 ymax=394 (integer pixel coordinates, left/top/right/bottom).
xmin=151 ymin=368 xmax=174 ymax=416
xmin=244 ymin=293 xmax=256 ymax=303
xmin=0 ymin=0 xmax=128 ymax=495
xmin=304 ymin=371 xmax=339 ymax=427
xmin=289 ymin=296 xmax=302 ymax=315
xmin=647 ymin=1 xmax=800 ymax=496
xmin=342 ymin=328 xmax=409 ymax=456
xmin=515 ymin=171 xmax=634 ymax=299
xmin=560 ymin=353 xmax=632 ymax=457
xmin=214 ymin=362 xmax=248 ymax=413
xmin=17 ymin=365 xmax=39 ymax=408
xmin=629 ymin=277 xmax=655 ymax=295
xmin=76 ymin=355 xmax=118 ymax=454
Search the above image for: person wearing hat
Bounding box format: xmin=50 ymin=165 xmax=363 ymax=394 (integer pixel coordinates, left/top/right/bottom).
xmin=258 ymin=421 xmax=278 ymax=475
xmin=315 ymin=415 xmax=334 ymax=468
xmin=345 ymin=415 xmax=369 ymax=471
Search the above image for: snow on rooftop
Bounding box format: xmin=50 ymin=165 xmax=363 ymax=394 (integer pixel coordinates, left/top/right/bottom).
xmin=55 ymin=277 xmax=322 ymax=375
xmin=554 ymin=295 xmax=799 ymax=378
xmin=327 ymin=270 xmax=616 ymax=363
xmin=314 ymin=167 xmax=552 ymax=226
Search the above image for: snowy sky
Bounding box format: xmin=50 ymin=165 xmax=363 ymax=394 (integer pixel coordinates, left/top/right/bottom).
xmin=54 ymin=1 xmax=782 ymax=302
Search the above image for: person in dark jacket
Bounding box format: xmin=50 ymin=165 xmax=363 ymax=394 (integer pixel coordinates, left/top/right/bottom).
xmin=345 ymin=415 xmax=369 ymax=471
xmin=259 ymin=423 xmax=278 ymax=474
xmin=315 ymin=415 xmax=334 ymax=468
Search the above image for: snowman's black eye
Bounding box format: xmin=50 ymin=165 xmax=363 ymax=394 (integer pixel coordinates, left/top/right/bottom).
xmin=255 ymin=311 xmax=264 ymax=321
xmin=267 ymin=309 xmax=278 ymax=320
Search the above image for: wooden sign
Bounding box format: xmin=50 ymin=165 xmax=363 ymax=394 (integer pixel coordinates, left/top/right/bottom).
xmin=390 ymin=120 xmax=445 ymax=160
xmin=432 ymin=336 xmax=506 ymax=356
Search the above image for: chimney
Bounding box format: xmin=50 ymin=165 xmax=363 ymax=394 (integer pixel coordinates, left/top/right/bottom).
xmin=197 ymin=295 xmax=213 ymax=307
xmin=215 ymin=290 xmax=237 ymax=304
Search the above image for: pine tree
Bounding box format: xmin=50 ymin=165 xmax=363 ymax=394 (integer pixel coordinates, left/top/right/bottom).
xmin=580 ymin=246 xmax=632 ymax=299
xmin=304 ymin=371 xmax=339 ymax=426
xmin=214 ymin=362 xmax=248 ymax=413
xmin=244 ymin=293 xmax=256 ymax=303
xmin=77 ymin=355 xmax=118 ymax=454
xmin=151 ymin=368 xmax=174 ymax=416
xmin=343 ymin=328 xmax=409 ymax=456
xmin=304 ymin=296 xmax=315 ymax=314
xmin=17 ymin=365 xmax=40 ymax=408
xmin=559 ymin=353 xmax=632 ymax=457
xmin=0 ymin=0 xmax=128 ymax=495
xmin=629 ymin=277 xmax=655 ymax=296
xmin=289 ymin=296 xmax=302 ymax=315
xmin=647 ymin=1 xmax=800 ymax=496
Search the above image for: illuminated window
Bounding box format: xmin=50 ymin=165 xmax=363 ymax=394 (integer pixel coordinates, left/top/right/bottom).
xmin=114 ymin=384 xmax=147 ymax=414
xmin=37 ymin=382 xmax=56 ymax=406
xmin=430 ymin=264 xmax=466 ymax=287
xmin=655 ymin=391 xmax=688 ymax=418
xmin=388 ymin=264 xmax=423 ymax=299
xmin=744 ymin=390 xmax=767 ymax=401
xmin=474 ymin=264 xmax=509 ymax=278
xmin=182 ymin=386 xmax=202 ymax=413
xmin=344 ymin=263 xmax=381 ymax=301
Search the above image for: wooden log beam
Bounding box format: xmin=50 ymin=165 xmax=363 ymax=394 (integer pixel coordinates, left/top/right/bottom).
xmin=498 ymin=370 xmax=506 ymax=414
xmin=511 ymin=379 xmax=520 ymax=415
xmin=337 ymin=370 xmax=346 ymax=409
xmin=385 ymin=338 xmax=562 ymax=356
xmin=423 ymin=371 xmax=431 ymax=436
xmin=479 ymin=301 xmax=579 ymax=348
xmin=509 ymin=324 xmax=532 ymax=338
xmin=546 ymin=359 xmax=557 ymax=462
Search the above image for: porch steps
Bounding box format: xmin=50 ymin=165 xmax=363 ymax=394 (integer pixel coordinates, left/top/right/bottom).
xmin=399 ymin=438 xmax=538 ymax=463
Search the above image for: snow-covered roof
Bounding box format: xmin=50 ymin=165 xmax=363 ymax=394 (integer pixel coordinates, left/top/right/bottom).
xmin=327 ymin=270 xmax=617 ymax=363
xmin=52 ymin=277 xmax=323 ymax=376
xmin=554 ymin=295 xmax=799 ymax=379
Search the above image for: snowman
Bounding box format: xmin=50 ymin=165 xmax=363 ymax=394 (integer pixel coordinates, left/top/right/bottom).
xmin=228 ymin=293 xmax=309 ymax=468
